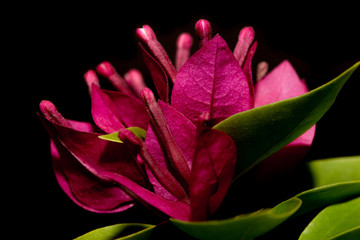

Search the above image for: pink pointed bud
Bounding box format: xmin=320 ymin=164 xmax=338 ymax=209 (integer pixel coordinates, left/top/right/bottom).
xmin=96 ymin=61 xmax=134 ymax=96
xmin=39 ymin=100 xmax=72 ymax=128
xmin=140 ymin=88 xmax=191 ymax=185
xmin=233 ymin=26 xmax=255 ymax=67
xmin=136 ymin=25 xmax=177 ymax=83
xmin=195 ymin=19 xmax=212 ymax=47
xmin=256 ymin=61 xmax=269 ymax=82
xmin=83 ymin=70 xmax=100 ymax=94
xmin=176 ymin=33 xmax=193 ymax=70
xmin=124 ymin=69 xmax=146 ymax=97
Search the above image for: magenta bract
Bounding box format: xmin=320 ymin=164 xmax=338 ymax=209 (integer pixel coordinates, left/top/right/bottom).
xmin=39 ymin=19 xmax=315 ymax=221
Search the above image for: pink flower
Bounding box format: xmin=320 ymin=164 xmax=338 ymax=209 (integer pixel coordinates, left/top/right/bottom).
xmin=39 ymin=19 xmax=314 ymax=221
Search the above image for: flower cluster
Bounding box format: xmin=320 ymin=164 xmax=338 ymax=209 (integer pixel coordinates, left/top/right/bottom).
xmin=39 ymin=19 xmax=315 ymax=221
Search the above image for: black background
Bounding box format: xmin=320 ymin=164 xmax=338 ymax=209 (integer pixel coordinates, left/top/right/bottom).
xmin=8 ymin=2 xmax=360 ymax=239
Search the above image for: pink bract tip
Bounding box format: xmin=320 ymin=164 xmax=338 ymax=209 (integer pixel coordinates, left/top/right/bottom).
xmin=140 ymin=87 xmax=156 ymax=105
xmin=136 ymin=25 xmax=157 ymax=42
xmin=96 ymin=61 xmax=116 ymax=77
xmin=177 ymin=33 xmax=193 ymax=49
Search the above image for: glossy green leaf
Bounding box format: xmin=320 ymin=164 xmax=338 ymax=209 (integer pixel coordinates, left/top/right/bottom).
xmin=74 ymin=223 xmax=155 ymax=240
xmin=293 ymin=181 xmax=360 ymax=216
xmin=98 ymin=127 xmax=147 ymax=143
xmin=214 ymin=62 xmax=359 ymax=178
xmin=330 ymin=226 xmax=360 ymax=240
xmin=307 ymin=156 xmax=360 ymax=187
xmin=299 ymin=197 xmax=360 ymax=240
xmin=171 ymin=198 xmax=302 ymax=240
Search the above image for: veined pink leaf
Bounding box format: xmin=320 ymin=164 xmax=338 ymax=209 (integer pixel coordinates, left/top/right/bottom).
xmin=171 ymin=35 xmax=252 ymax=125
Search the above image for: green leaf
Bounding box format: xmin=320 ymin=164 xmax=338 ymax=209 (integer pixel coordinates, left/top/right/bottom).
xmin=293 ymin=181 xmax=360 ymax=217
xmin=214 ymin=62 xmax=359 ymax=178
xmin=299 ymin=197 xmax=360 ymax=240
xmin=98 ymin=127 xmax=147 ymax=143
xmin=74 ymin=223 xmax=155 ymax=240
xmin=307 ymin=155 xmax=360 ymax=187
xmin=171 ymin=198 xmax=302 ymax=240
xmin=99 ymin=132 xmax=123 ymax=143
xmin=127 ymin=127 xmax=147 ymax=140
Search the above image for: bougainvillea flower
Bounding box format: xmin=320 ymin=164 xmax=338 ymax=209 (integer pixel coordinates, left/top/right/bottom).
xmin=39 ymin=18 xmax=316 ymax=221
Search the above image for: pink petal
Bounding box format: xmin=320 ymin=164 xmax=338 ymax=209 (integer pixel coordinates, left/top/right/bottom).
xmin=101 ymin=171 xmax=191 ymax=221
xmin=39 ymin=114 xmax=141 ymax=213
xmin=171 ymin=35 xmax=252 ymax=125
xmin=190 ymin=131 xmax=218 ymax=221
xmin=254 ymin=60 xmax=316 ymax=180
xmin=68 ymin=119 xmax=99 ymax=133
xmin=39 ymin=115 xmax=150 ymax=212
xmin=91 ymin=84 xmax=149 ymax=133
xmin=51 ymin=140 xmax=134 ymax=213
xmin=254 ymin=60 xmax=309 ymax=106
xmin=104 ymin=89 xmax=149 ymax=129
xmin=190 ymin=128 xmax=237 ymax=220
xmin=43 ymin=116 xmax=145 ymax=184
